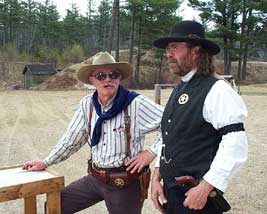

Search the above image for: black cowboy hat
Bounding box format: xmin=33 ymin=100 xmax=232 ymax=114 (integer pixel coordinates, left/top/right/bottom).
xmin=153 ymin=20 xmax=220 ymax=55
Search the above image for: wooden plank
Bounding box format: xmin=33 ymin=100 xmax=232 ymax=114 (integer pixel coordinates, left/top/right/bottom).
xmin=154 ymin=84 xmax=161 ymax=105
xmin=0 ymin=168 xmax=56 ymax=188
xmin=0 ymin=176 xmax=64 ymax=202
xmin=0 ymin=164 xmax=24 ymax=170
xmin=24 ymin=196 xmax=37 ymax=214
xmin=154 ymin=83 xmax=176 ymax=105
xmin=46 ymin=191 xmax=61 ymax=214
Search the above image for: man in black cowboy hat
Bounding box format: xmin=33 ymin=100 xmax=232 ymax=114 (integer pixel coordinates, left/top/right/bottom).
xmin=23 ymin=52 xmax=163 ymax=214
xmin=151 ymin=20 xmax=248 ymax=214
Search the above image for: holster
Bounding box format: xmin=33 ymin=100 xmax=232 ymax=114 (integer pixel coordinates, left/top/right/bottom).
xmin=138 ymin=167 xmax=151 ymax=201
xmin=88 ymin=159 xmax=151 ymax=201
xmin=88 ymin=159 xmax=139 ymax=188
xmin=109 ymin=170 xmax=139 ymax=188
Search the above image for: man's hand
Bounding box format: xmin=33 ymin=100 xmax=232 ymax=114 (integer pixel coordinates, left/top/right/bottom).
xmin=23 ymin=160 xmax=47 ymax=171
xmin=183 ymin=179 xmax=214 ymax=210
xmin=125 ymin=150 xmax=155 ymax=173
xmin=151 ymin=168 xmax=167 ymax=214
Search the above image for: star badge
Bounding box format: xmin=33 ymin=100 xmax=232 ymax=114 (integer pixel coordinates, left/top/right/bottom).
xmin=178 ymin=93 xmax=189 ymax=104
xmin=114 ymin=178 xmax=125 ymax=187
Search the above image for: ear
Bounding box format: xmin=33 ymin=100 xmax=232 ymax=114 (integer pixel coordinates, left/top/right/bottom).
xmin=191 ymin=46 xmax=200 ymax=59
xmin=193 ymin=46 xmax=200 ymax=54
xmin=89 ymin=76 xmax=94 ymax=83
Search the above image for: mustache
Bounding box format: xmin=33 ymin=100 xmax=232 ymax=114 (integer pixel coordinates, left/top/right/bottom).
xmin=168 ymin=58 xmax=177 ymax=63
xmin=103 ymin=83 xmax=116 ymax=88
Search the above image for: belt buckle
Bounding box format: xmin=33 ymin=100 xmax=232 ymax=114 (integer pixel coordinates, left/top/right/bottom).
xmin=114 ymin=178 xmax=125 ymax=187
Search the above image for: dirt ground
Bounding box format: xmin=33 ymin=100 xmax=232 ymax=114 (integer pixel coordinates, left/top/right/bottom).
xmin=0 ymin=87 xmax=266 ymax=214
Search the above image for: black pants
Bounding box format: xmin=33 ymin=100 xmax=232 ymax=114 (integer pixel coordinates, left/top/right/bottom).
xmin=163 ymin=184 xmax=223 ymax=214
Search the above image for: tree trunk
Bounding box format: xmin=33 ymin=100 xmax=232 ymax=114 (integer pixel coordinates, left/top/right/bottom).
xmin=134 ymin=15 xmax=142 ymax=87
xmin=107 ymin=0 xmax=116 ymax=53
xmin=238 ymin=8 xmax=246 ymax=81
xmin=224 ymin=46 xmax=230 ymax=74
xmin=241 ymin=9 xmax=252 ymax=80
xmin=237 ymin=1 xmax=247 ymax=81
xmin=115 ymin=0 xmax=120 ymax=61
xmin=222 ymin=11 xmax=230 ymax=75
xmin=157 ymin=53 xmax=164 ymax=83
xmin=129 ymin=6 xmax=135 ymax=64
xmin=241 ymin=43 xmax=248 ymax=80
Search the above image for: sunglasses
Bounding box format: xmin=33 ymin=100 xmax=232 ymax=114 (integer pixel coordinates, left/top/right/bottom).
xmin=93 ymin=71 xmax=121 ymax=81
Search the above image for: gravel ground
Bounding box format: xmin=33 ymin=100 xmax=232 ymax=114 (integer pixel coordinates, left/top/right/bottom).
xmin=0 ymin=87 xmax=266 ymax=214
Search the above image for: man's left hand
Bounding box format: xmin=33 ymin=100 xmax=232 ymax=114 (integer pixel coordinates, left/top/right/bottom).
xmin=183 ymin=180 xmax=214 ymax=210
xmin=125 ymin=150 xmax=155 ymax=173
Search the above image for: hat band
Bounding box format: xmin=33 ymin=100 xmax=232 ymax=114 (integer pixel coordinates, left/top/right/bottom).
xmin=169 ymin=33 xmax=203 ymax=39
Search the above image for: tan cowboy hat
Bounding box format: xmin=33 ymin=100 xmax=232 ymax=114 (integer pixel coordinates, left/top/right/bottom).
xmin=76 ymin=52 xmax=133 ymax=84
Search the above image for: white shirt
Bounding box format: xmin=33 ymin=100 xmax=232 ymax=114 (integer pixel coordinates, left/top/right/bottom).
xmin=156 ymin=70 xmax=248 ymax=192
xmin=44 ymin=93 xmax=163 ymax=168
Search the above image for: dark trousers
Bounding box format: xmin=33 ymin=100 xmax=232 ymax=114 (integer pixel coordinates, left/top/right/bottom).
xmin=163 ymin=184 xmax=223 ymax=214
xmin=60 ymin=174 xmax=143 ymax=214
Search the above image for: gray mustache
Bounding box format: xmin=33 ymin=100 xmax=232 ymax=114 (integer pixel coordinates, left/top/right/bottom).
xmin=103 ymin=83 xmax=115 ymax=87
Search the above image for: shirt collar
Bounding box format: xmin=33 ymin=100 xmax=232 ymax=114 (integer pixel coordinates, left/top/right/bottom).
xmin=98 ymin=93 xmax=117 ymax=113
xmin=181 ymin=68 xmax=197 ymax=83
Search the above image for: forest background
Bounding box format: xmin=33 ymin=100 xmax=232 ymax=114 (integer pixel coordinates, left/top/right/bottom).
xmin=0 ymin=0 xmax=267 ymax=88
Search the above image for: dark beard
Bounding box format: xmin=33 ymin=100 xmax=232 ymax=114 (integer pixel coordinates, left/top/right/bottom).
xmin=168 ymin=58 xmax=193 ymax=77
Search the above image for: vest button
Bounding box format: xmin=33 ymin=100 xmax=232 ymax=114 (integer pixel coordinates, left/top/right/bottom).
xmin=165 ymin=131 xmax=168 ymax=135
xmin=168 ymin=119 xmax=171 ymax=123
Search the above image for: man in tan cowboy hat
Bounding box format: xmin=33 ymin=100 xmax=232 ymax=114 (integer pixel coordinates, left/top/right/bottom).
xmin=23 ymin=51 xmax=163 ymax=214
xmin=151 ymin=20 xmax=248 ymax=214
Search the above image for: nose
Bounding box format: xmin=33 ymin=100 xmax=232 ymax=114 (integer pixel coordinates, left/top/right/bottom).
xmin=104 ymin=75 xmax=112 ymax=81
xmin=166 ymin=51 xmax=173 ymax=59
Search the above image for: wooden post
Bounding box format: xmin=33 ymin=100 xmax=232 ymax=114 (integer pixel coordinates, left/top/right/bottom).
xmin=0 ymin=165 xmax=64 ymax=214
xmin=24 ymin=196 xmax=37 ymax=214
xmin=46 ymin=191 xmax=61 ymax=214
xmin=154 ymin=84 xmax=161 ymax=105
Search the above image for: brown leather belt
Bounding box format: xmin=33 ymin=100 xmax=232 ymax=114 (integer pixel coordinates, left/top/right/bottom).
xmin=89 ymin=163 xmax=139 ymax=188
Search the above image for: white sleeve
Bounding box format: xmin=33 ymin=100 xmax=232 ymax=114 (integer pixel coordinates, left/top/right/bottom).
xmin=149 ymin=132 xmax=163 ymax=167
xmin=203 ymin=80 xmax=248 ymax=192
xmin=136 ymin=95 xmax=163 ymax=156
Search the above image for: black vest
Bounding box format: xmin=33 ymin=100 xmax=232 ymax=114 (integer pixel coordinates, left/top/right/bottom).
xmin=160 ymin=74 xmax=221 ymax=184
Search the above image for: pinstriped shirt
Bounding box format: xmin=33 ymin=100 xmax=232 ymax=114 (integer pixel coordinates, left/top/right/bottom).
xmin=44 ymin=93 xmax=163 ymax=168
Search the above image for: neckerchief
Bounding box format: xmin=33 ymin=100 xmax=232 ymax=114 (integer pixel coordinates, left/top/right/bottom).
xmin=91 ymin=86 xmax=139 ymax=147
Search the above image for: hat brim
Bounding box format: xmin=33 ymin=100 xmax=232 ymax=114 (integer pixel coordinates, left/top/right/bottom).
xmin=77 ymin=62 xmax=133 ymax=84
xmin=153 ymin=37 xmax=220 ymax=55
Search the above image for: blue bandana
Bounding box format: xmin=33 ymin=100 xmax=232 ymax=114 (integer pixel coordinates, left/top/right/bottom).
xmin=91 ymin=86 xmax=139 ymax=147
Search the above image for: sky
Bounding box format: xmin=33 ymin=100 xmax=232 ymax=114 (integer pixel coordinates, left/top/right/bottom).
xmin=50 ymin=0 xmax=200 ymax=21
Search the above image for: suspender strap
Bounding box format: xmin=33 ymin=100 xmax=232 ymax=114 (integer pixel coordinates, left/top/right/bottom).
xmin=89 ymin=103 xmax=93 ymax=133
xmin=87 ymin=103 xmax=94 ymax=144
xmin=124 ymin=107 xmax=131 ymax=158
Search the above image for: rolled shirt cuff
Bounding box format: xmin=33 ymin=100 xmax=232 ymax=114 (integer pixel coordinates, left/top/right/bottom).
xmin=43 ymin=158 xmax=52 ymax=167
xmin=203 ymin=171 xmax=228 ymax=192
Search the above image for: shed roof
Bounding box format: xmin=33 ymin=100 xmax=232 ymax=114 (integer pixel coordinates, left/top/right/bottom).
xmin=22 ymin=64 xmax=57 ymax=75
